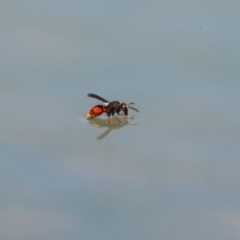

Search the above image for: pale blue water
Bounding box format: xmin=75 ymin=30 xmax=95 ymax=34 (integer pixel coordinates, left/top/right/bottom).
xmin=1 ymin=1 xmax=240 ymax=239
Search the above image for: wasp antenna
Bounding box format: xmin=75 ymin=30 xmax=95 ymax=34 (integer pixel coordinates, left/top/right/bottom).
xmin=128 ymin=102 xmax=134 ymax=105
xmin=87 ymin=93 xmax=109 ymax=103
xmin=129 ymin=106 xmax=139 ymax=112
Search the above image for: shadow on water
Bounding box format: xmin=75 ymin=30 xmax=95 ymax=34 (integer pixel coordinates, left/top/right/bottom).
xmin=88 ymin=116 xmax=138 ymax=140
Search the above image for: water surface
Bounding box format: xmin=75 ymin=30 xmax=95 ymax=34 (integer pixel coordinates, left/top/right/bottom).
xmin=1 ymin=1 xmax=240 ymax=239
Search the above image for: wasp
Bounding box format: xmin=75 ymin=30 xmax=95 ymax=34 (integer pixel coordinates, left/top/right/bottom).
xmin=86 ymin=93 xmax=139 ymax=125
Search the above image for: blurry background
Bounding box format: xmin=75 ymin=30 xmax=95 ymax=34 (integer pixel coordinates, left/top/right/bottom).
xmin=1 ymin=0 xmax=240 ymax=239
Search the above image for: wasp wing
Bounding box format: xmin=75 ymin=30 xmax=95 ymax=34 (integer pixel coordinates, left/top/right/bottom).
xmin=87 ymin=93 xmax=109 ymax=103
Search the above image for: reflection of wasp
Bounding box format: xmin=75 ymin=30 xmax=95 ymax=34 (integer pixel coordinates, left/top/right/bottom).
xmin=88 ymin=117 xmax=138 ymax=140
xmin=86 ymin=93 xmax=139 ymax=125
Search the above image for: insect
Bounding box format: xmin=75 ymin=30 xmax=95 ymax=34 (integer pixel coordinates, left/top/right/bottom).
xmin=86 ymin=93 xmax=139 ymax=125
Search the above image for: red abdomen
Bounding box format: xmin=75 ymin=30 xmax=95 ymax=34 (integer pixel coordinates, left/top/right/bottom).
xmin=86 ymin=105 xmax=107 ymax=119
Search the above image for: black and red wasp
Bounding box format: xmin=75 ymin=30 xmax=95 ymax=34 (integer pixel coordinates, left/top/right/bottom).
xmin=86 ymin=93 xmax=139 ymax=125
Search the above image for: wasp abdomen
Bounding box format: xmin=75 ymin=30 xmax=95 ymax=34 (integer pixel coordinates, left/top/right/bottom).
xmin=86 ymin=105 xmax=107 ymax=119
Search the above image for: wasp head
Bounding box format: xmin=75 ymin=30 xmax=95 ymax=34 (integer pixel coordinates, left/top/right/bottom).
xmin=121 ymin=103 xmax=128 ymax=116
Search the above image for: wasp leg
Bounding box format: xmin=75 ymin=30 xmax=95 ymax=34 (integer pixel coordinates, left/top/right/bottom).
xmin=115 ymin=116 xmax=122 ymax=124
xmin=124 ymin=115 xmax=133 ymax=120
xmin=108 ymin=117 xmax=111 ymax=125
